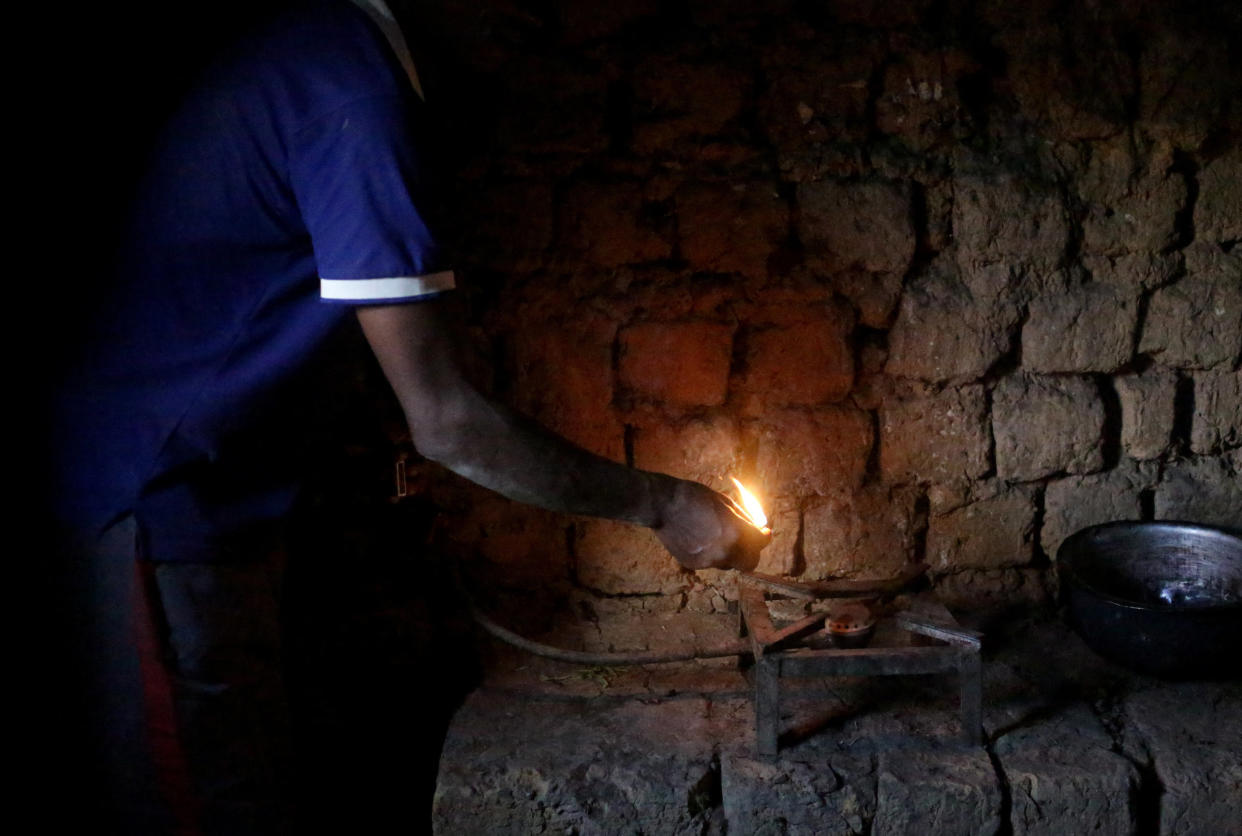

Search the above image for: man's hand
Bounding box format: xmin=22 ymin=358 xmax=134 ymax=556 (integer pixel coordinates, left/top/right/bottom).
xmin=649 ymin=476 xmax=771 ymax=571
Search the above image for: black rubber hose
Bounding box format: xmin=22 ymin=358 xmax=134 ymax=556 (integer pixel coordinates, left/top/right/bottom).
xmin=455 ymin=567 xmax=748 ymax=666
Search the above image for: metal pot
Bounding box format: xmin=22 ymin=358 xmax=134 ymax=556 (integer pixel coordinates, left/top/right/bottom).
xmin=1058 ymin=521 xmax=1242 ymax=679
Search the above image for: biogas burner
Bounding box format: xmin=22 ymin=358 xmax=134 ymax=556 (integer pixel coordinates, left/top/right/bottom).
xmin=735 ymin=566 xmax=984 ymax=756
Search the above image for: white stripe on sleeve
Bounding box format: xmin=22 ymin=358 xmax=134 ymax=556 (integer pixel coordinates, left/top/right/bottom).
xmin=319 ymin=271 xmax=456 ymax=301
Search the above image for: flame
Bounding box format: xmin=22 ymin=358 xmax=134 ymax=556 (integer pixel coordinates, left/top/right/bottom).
xmin=730 ymin=477 xmax=770 ymax=533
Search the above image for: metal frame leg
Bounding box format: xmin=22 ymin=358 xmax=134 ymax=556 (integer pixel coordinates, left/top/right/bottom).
xmin=755 ymin=656 xmax=780 ymax=756
xmin=959 ymin=650 xmax=983 ymax=745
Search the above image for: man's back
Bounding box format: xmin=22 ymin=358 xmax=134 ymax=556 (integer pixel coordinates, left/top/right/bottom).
xmin=54 ymin=0 xmax=449 ymax=556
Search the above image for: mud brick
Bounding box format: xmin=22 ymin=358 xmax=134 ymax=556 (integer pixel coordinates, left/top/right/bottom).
xmin=1083 ymin=251 xmax=1180 ymax=291
xmin=801 ymin=485 xmax=920 ymax=580
xmin=632 ymin=57 xmax=750 ymax=154
xmin=511 ymin=310 xmax=625 ymax=460
xmin=1139 ymin=246 xmax=1242 ymax=370
xmin=997 ymin=23 xmax=1131 ymax=141
xmin=1123 ymin=685 xmax=1242 ymax=836
xmin=754 ymin=499 xmax=800 ymax=577
xmin=1115 ymin=366 xmax=1177 ymax=461
xmin=993 ymin=375 xmax=1105 ymax=482
xmin=619 ymin=321 xmax=735 ymax=407
xmin=1196 ymin=148 xmax=1242 ymax=245
xmin=564 ymin=181 xmax=671 ymax=267
xmin=1191 ymin=368 xmax=1242 ymax=454
xmin=1043 ymin=462 xmax=1153 ymax=559
xmin=953 ymin=175 xmax=1069 ymax=277
xmin=760 ymin=36 xmax=884 ymax=158
xmin=435 ymin=693 xmax=722 ymax=834
xmin=738 ymin=304 xmax=855 ymax=407
xmin=995 ymin=705 xmax=1139 ymax=836
xmin=926 ymin=484 xmax=1037 ymax=572
xmin=798 ymin=179 xmax=915 ymax=276
xmin=574 ymin=519 xmax=689 ymax=595
xmin=723 ymin=746 xmax=876 ymax=836
xmin=757 ymin=407 xmax=874 ymax=498
xmin=1079 ymin=142 xmax=1187 ymax=256
xmin=1023 ymin=283 xmax=1138 ymax=373
xmin=676 ymin=181 xmax=787 ymax=280
xmin=875 ymin=47 xmax=972 ymax=149
xmin=880 ymin=385 xmax=990 ymax=486
xmin=1154 ymin=457 xmax=1242 ymax=529
xmin=448 ymin=497 xmax=572 ymax=587
xmin=1140 ymin=27 xmax=1233 ymax=147
xmin=631 ymin=415 xmax=743 ymax=485
xmin=934 ymin=568 xmax=1051 ymax=611
xmin=887 ymin=267 xmax=1018 ymax=382
xmin=874 ymin=747 xmax=1003 ymax=836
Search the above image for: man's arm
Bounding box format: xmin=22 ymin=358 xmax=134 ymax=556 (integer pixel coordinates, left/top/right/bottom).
xmin=356 ymin=299 xmax=766 ymax=569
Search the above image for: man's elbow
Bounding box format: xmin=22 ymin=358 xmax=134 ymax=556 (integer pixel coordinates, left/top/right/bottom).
xmin=402 ymin=386 xmax=517 ymax=478
xmin=408 ymin=413 xmax=465 ymax=466
xmin=404 ymin=390 xmax=491 ymax=469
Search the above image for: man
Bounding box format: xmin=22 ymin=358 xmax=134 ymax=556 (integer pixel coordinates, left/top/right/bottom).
xmin=50 ymin=1 xmax=764 ymax=831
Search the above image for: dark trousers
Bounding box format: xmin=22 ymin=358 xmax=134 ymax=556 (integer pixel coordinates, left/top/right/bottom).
xmin=65 ymin=517 xmax=290 ymax=836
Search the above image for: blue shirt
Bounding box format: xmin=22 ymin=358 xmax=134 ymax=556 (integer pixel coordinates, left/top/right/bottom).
xmin=53 ymin=0 xmax=452 ymax=559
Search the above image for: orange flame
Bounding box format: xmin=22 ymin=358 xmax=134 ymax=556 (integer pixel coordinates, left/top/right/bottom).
xmin=730 ymin=477 xmax=771 ymax=534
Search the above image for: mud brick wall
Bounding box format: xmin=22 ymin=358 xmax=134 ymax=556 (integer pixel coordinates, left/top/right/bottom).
xmin=402 ymin=0 xmax=1241 ymax=620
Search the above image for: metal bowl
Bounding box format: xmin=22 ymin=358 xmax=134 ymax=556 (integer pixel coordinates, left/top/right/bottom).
xmin=1058 ymin=521 xmax=1242 ymax=678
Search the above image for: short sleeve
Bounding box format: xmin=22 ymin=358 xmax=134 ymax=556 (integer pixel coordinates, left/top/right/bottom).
xmin=288 ymin=91 xmax=455 ymax=304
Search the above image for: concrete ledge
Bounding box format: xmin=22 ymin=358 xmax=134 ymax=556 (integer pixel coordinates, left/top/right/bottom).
xmin=433 ymin=616 xmax=1241 ymax=835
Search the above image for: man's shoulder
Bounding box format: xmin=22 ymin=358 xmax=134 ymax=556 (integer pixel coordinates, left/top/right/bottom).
xmin=217 ymin=0 xmax=411 ymax=120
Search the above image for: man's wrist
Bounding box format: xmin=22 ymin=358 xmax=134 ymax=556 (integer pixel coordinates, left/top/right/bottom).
xmin=637 ymin=470 xmax=678 ymax=530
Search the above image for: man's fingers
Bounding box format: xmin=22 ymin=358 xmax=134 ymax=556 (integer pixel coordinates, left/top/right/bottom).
xmin=652 ymin=478 xmax=773 ymax=571
xmin=718 ymin=492 xmax=748 ymax=519
xmin=728 ymin=522 xmax=771 ymax=571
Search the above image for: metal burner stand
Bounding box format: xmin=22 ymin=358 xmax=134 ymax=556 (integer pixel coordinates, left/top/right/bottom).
xmin=737 ymin=570 xmax=983 ymax=755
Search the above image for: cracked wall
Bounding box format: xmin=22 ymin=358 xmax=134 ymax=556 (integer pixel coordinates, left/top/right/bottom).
xmin=392 ymin=0 xmax=1241 ymax=628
